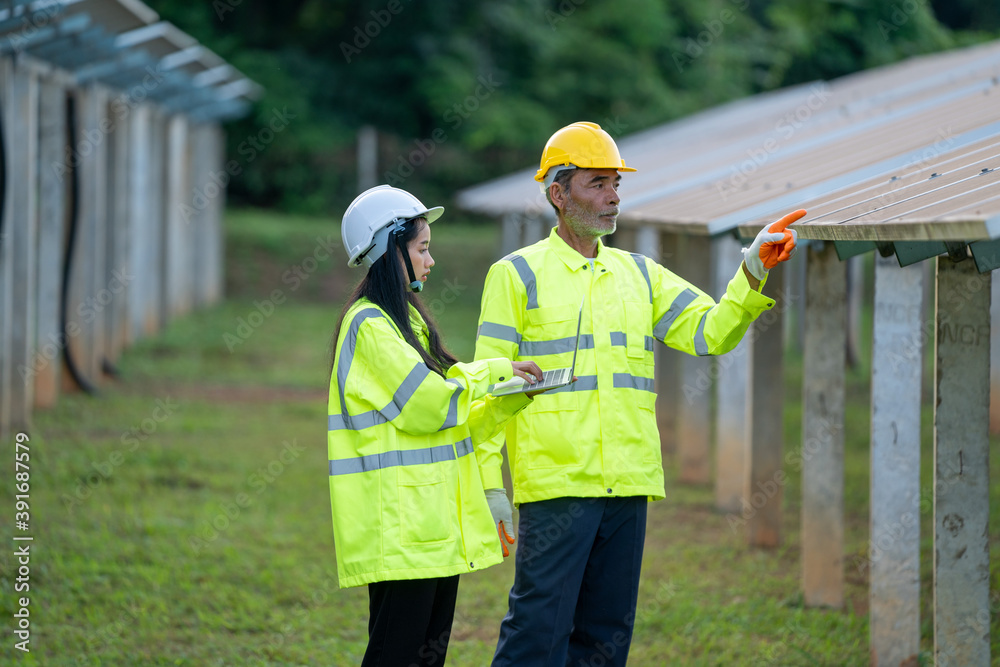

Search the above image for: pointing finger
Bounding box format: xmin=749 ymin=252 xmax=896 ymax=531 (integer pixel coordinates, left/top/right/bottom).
xmin=767 ymin=209 xmax=807 ymax=233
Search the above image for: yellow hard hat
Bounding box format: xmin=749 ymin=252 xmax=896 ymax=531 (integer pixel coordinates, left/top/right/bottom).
xmin=534 ymin=121 xmax=637 ymax=183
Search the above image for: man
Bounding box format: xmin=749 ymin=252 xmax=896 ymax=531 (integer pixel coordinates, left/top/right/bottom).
xmin=474 ymin=121 xmax=802 ymax=666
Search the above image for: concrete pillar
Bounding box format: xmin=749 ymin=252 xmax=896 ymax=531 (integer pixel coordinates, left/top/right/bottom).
xmin=745 ymin=263 xmax=786 ymax=547
xmin=206 ymin=124 xmax=226 ymax=304
xmin=677 ymin=234 xmax=712 ymax=484
xmin=990 ymin=270 xmax=1000 ymax=434
xmin=148 ymin=108 xmax=166 ymax=334
xmin=846 ymin=255 xmax=864 ymax=368
xmin=784 ymin=246 xmax=806 ymax=353
xmin=35 ymin=77 xmax=65 ymax=408
xmin=933 ymin=256 xmax=991 ymax=667
xmin=713 ymin=234 xmax=749 ymax=513
xmin=500 ymin=213 xmax=522 ymax=258
xmin=868 ymin=256 xmax=923 ymax=665
xmin=85 ymin=86 xmax=108 ymax=383
xmin=126 ymin=104 xmax=150 ymax=343
xmin=105 ymin=93 xmax=129 ymax=367
xmin=357 ymin=125 xmax=377 ymax=192
xmin=634 ymin=226 xmax=660 ymax=263
xmin=187 ymin=123 xmax=208 ymax=307
xmin=65 ymin=86 xmax=109 ymax=389
xmin=655 ymin=232 xmax=680 ymax=457
xmin=7 ymin=64 xmax=38 ymax=427
xmin=0 ymin=58 xmax=12 ymax=437
xmin=524 ymin=215 xmax=548 ymax=245
xmin=164 ymin=113 xmax=190 ymax=319
xmin=801 ymin=242 xmax=846 ymax=608
xmin=611 ymin=225 xmax=635 ymax=254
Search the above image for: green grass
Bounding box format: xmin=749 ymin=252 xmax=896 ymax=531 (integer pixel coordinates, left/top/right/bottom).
xmin=1 ymin=209 xmax=997 ymax=665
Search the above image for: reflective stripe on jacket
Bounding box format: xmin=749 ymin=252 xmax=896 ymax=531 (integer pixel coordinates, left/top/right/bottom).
xmin=328 ymin=297 xmax=530 ymax=588
xmin=474 ymin=227 xmax=775 ymax=504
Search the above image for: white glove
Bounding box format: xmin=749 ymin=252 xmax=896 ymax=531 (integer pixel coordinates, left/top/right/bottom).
xmin=485 ymin=488 xmax=515 ymax=557
xmin=742 ymin=210 xmax=805 ymax=281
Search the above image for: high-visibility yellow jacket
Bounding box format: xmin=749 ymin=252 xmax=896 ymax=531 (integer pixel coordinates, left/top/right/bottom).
xmin=328 ymin=298 xmax=531 ymax=588
xmin=474 ymin=227 xmax=775 ymax=504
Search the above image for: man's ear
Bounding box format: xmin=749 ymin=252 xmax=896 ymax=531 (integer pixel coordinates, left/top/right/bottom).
xmin=549 ymin=182 xmax=566 ymax=211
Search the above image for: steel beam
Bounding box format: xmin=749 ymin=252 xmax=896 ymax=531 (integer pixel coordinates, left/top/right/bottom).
xmin=834 ymin=240 xmax=875 ymax=261
xmin=0 ymin=11 xmax=89 ymax=55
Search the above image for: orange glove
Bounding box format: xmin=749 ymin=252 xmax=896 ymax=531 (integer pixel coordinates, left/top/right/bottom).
xmin=743 ymin=209 xmax=805 ymax=280
xmin=485 ymin=488 xmax=516 ymax=557
xmin=498 ymin=522 xmax=515 ymax=557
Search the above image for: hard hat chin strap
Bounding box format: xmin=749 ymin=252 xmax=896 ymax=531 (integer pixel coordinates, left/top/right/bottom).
xmin=390 ymin=219 xmax=423 ymax=293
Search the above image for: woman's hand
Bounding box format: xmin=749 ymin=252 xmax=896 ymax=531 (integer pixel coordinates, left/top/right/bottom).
xmin=512 ymin=361 xmax=543 ymax=385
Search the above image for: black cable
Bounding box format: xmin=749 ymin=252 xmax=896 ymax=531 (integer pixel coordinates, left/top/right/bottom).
xmin=391 ymin=219 xmax=423 ymax=292
xmin=61 ymin=91 xmax=98 ymax=395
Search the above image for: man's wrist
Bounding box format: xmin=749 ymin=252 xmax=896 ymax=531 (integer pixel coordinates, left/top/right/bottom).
xmin=741 ymin=261 xmax=762 ymax=291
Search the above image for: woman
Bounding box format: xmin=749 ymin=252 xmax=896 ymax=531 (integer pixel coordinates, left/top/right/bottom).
xmin=328 ymin=185 xmax=544 ymax=666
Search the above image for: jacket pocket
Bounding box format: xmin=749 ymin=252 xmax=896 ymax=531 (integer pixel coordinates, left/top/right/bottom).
xmin=635 ymin=390 xmax=660 ymax=464
xmin=523 ymin=392 xmax=582 ymax=469
xmin=397 ymin=465 xmax=453 ymax=546
xmin=522 ymin=303 xmax=580 ymax=354
xmin=623 ymin=301 xmax=650 ymax=360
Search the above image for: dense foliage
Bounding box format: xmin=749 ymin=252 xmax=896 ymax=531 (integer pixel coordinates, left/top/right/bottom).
xmin=146 ymin=0 xmax=998 ymax=214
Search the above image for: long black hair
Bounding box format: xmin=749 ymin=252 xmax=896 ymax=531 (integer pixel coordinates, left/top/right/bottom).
xmin=330 ymin=218 xmax=457 ymax=377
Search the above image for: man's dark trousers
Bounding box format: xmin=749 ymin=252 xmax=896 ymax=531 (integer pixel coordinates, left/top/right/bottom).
xmin=492 ymin=495 xmax=648 ymax=667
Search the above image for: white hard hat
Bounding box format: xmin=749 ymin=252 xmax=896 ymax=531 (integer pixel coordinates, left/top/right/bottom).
xmin=342 ymin=185 xmax=444 ymax=268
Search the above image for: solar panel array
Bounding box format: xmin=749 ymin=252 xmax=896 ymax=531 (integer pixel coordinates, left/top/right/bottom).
xmin=456 ymin=40 xmax=1000 ymax=268
xmin=0 ymin=0 xmax=259 ymax=121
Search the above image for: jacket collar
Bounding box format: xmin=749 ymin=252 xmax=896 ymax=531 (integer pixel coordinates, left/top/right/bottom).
xmin=545 ymin=225 xmax=610 ymax=272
